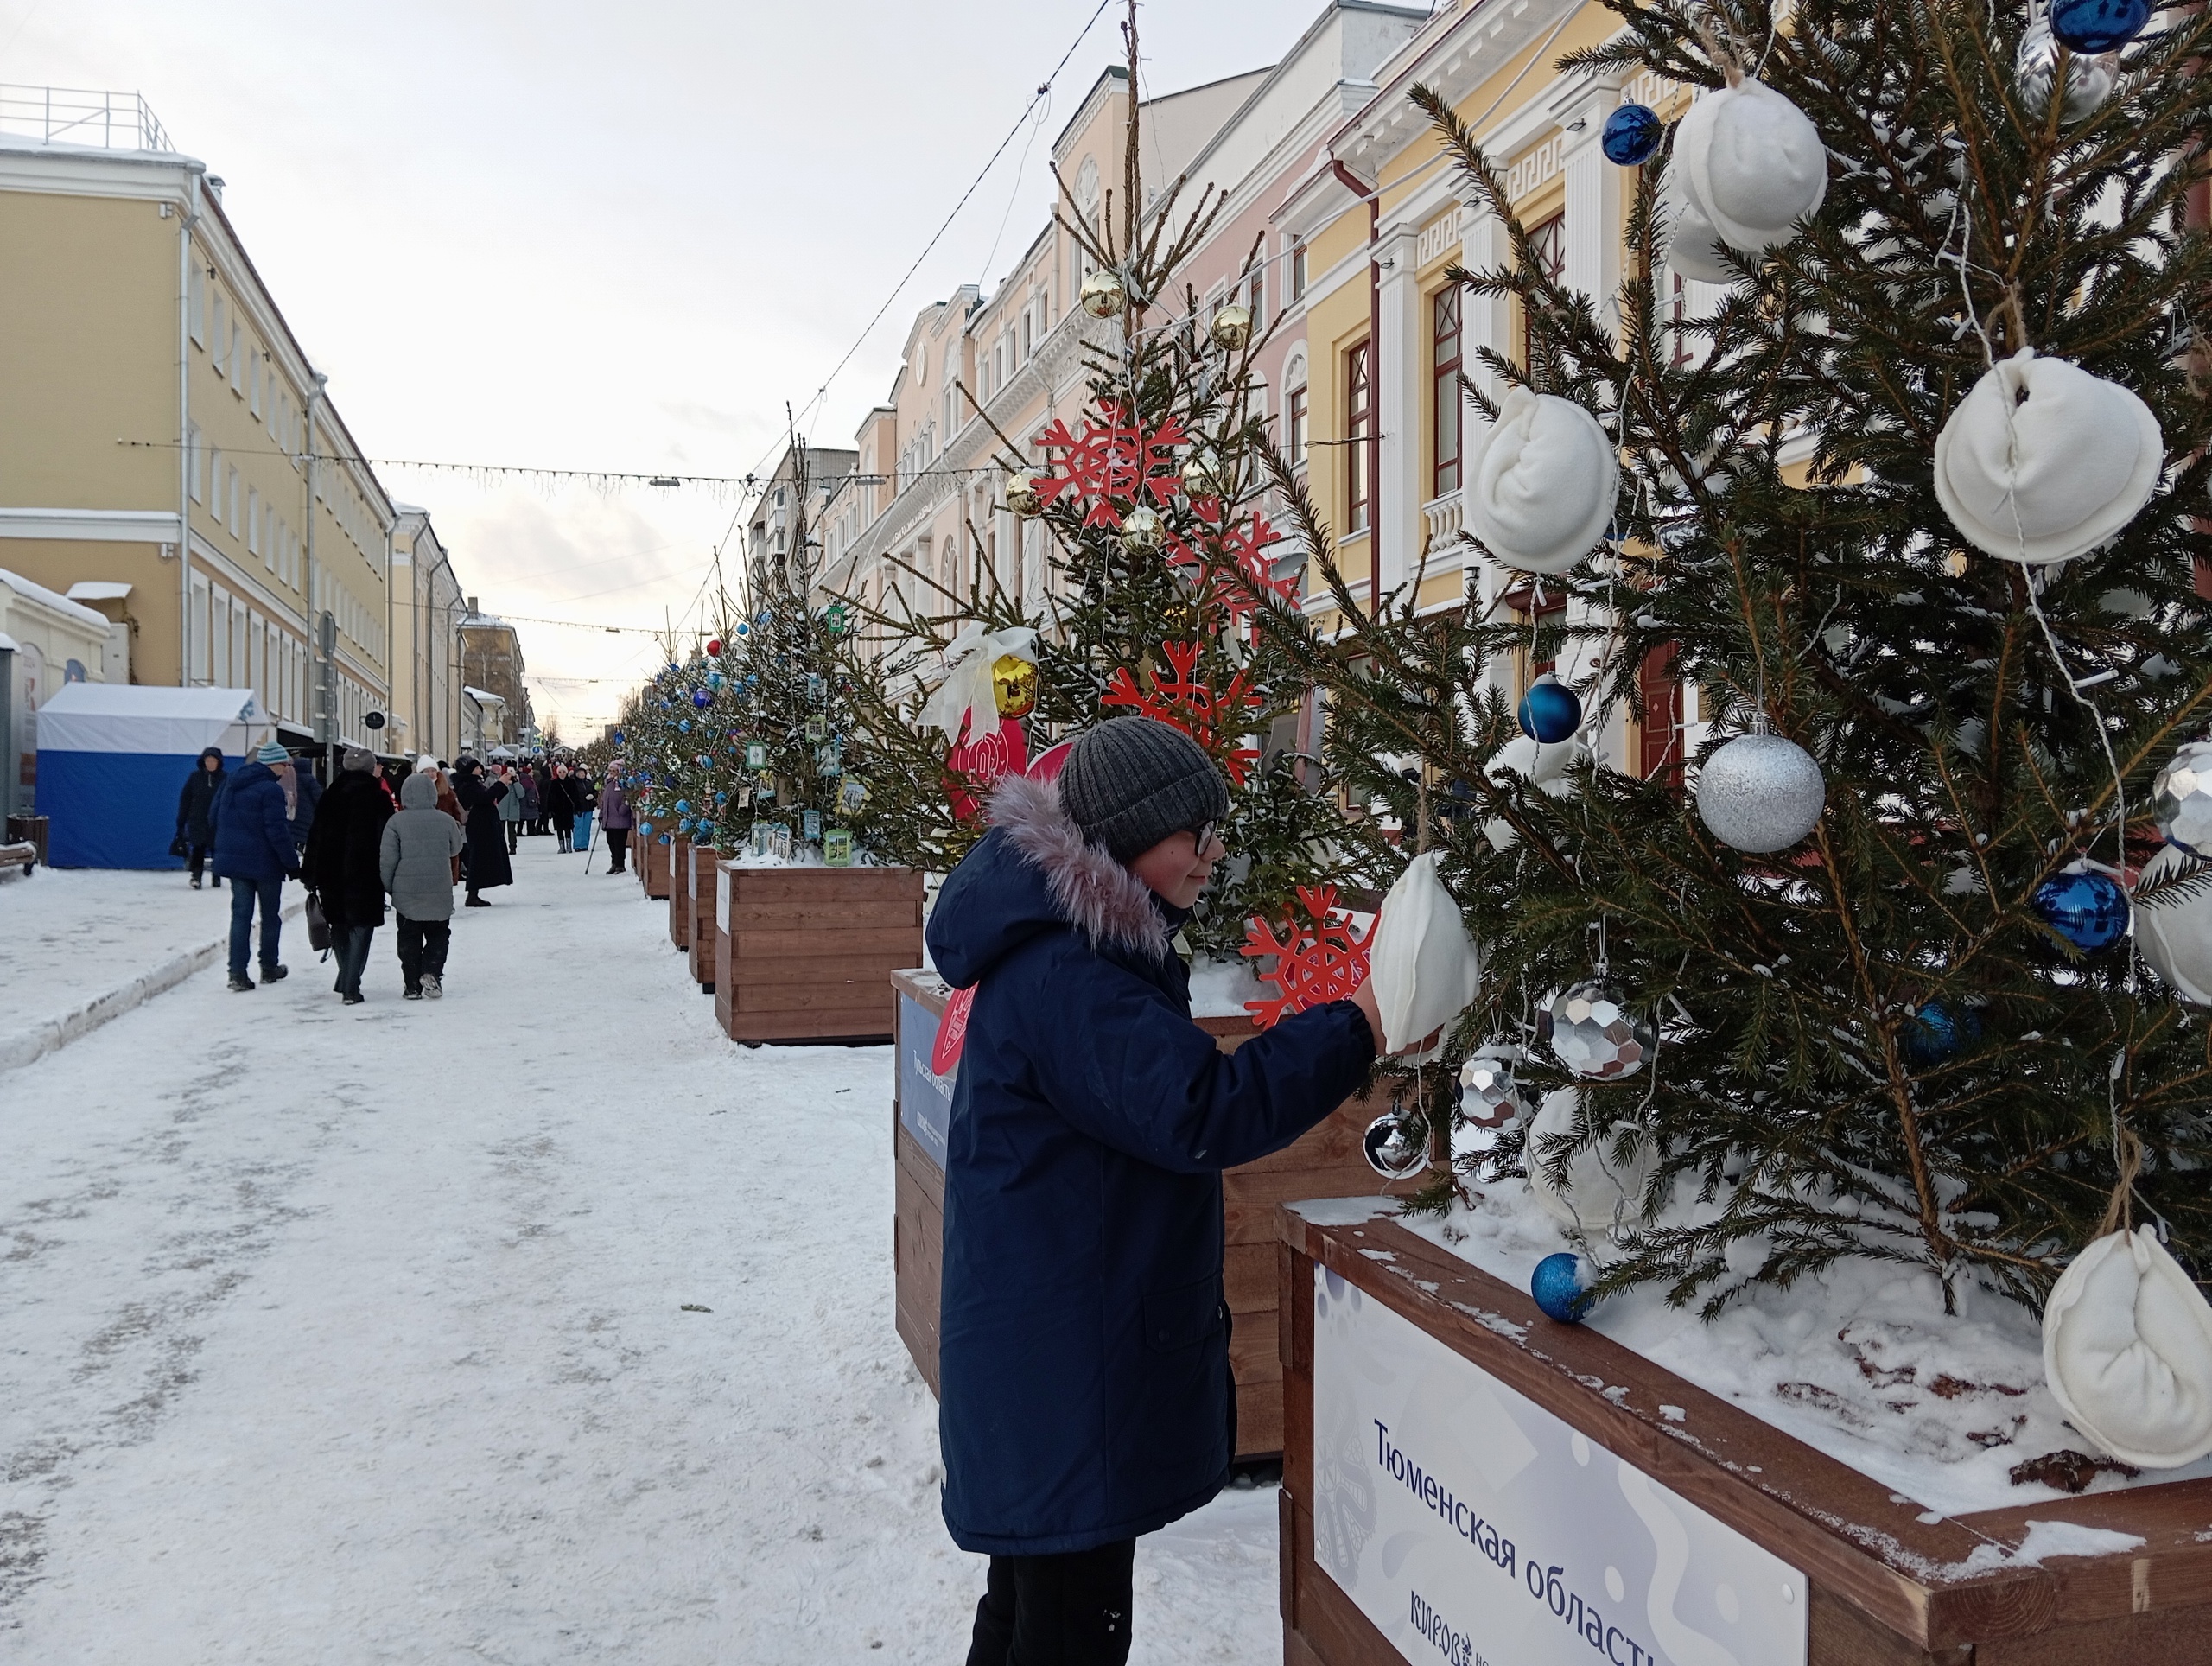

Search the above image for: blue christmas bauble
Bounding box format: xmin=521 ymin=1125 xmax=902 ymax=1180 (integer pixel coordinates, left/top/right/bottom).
xmin=678 ymin=719 xmax=691 ymax=733
xmin=2050 ymin=0 xmax=2151 ymax=52
xmin=1903 ymin=1002 xmax=1983 ymax=1067
xmin=658 ymin=835 xmax=671 ymax=846
xmin=1601 ymin=103 xmax=1663 ymax=166
xmin=715 ymin=792 xmax=728 ymax=805
xmin=613 ymin=729 xmax=625 ymax=744
xmin=737 ymin=623 xmax=749 ymax=636
xmin=691 ymin=690 xmax=712 ymax=709
xmin=708 ymin=672 xmax=724 ymax=690
xmin=677 ymin=817 xmax=691 ymax=833
xmin=1517 ymin=674 xmax=1582 ymax=744
xmin=676 ymin=799 xmax=690 ymax=814
xmin=639 ymin=819 xmax=654 ymax=834
xmin=746 ymin=675 xmax=759 ymax=687
xmin=2034 ymin=869 xmax=2130 ymax=953
xmin=1531 ymin=1253 xmax=1595 ymax=1323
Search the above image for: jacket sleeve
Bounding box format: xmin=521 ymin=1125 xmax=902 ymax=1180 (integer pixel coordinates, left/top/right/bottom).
xmin=379 ymin=818 xmax=401 ymax=892
xmin=1016 ymin=943 xmax=1376 ymax=1174
xmin=264 ymin=785 xmax=300 ymax=875
xmin=177 ymin=775 xmax=194 ymax=832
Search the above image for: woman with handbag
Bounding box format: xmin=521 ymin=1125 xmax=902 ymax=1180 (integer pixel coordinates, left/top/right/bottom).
xmin=302 ymin=747 xmax=395 ymax=1005
xmin=174 ymin=747 xmax=226 ymax=890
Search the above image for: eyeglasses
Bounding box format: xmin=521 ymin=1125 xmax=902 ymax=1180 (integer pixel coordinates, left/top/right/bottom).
xmin=1189 ymin=820 xmax=1218 ymax=854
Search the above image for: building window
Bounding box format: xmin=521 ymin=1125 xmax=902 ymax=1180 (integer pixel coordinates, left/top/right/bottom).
xmin=1288 ymin=237 xmax=1307 ymax=302
xmin=188 ymin=426 xmax=204 ymax=502
xmin=212 ymin=296 xmax=228 ymax=374
xmin=1346 ymin=340 xmax=1373 ymax=535
xmin=249 ymin=355 xmax=263 ymax=418
xmin=1287 ymin=384 xmax=1309 ymax=467
xmin=1246 ymin=267 xmax=1265 ymax=334
xmin=230 ymin=323 xmax=244 ymax=393
xmin=1638 ymin=642 xmax=1685 ymax=783
xmin=1504 ymin=581 xmax=1568 ymax=696
xmin=189 ymin=268 xmax=206 ymax=347
xmin=1433 ymin=286 xmax=1464 ymax=499
xmin=248 ymin=486 xmax=261 ymax=559
xmin=228 ymin=467 xmax=242 ymax=538
xmin=1519 ymin=214 xmax=1567 ymax=367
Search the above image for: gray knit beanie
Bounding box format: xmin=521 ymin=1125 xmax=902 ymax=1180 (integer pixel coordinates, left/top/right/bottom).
xmin=1059 ymin=718 xmax=1229 ymax=862
xmin=341 ymin=747 xmax=376 ymax=773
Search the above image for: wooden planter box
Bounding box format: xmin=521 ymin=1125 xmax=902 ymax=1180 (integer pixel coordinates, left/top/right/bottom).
xmin=667 ymin=835 xmax=691 ymax=951
xmin=643 ymin=830 xmax=671 ymax=900
xmin=1277 ymin=1203 xmax=2212 ymax=1666
xmin=892 ymin=970 xmax=1418 ymax=1461
xmin=686 ymin=843 xmax=717 ymax=992
xmin=715 ymin=866 xmax=923 ymax=1045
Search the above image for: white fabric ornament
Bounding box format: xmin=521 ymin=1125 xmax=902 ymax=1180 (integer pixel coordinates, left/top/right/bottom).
xmin=1695 ymin=729 xmax=1826 ymax=853
xmin=919 ymin=625 xmax=1038 ymax=738
xmin=2135 ymin=845 xmax=2212 ymax=1004
xmin=1934 ymin=349 xmax=2164 ymax=565
xmin=1465 ymin=387 xmax=1618 ymax=575
xmin=2043 ymin=1225 xmax=2212 ymax=1468
xmin=1660 ymin=168 xmax=1735 ymax=285
xmin=1525 ymin=1088 xmax=1656 ymax=1236
xmin=1673 ymin=79 xmax=1828 ymax=256
xmin=1481 ymin=734 xmax=1581 ymax=852
xmin=1369 ymin=849 xmax=1482 ymax=1061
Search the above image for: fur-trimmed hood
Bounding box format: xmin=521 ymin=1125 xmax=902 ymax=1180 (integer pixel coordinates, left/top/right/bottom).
xmin=926 ymin=773 xmax=1174 ymax=988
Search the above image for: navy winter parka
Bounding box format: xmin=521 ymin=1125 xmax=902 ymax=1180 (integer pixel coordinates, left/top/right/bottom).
xmin=207 ymin=761 xmax=299 ymax=884
xmin=925 ymin=773 xmax=1376 ymax=1556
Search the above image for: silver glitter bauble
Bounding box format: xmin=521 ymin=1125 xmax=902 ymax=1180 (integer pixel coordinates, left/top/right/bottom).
xmin=1541 ymin=982 xmax=1655 ymax=1081
xmin=1363 ymin=1112 xmax=1430 ymax=1180
xmin=2015 ymin=18 xmax=2116 ymax=124
xmin=1696 ymin=730 xmax=1826 ymax=854
xmin=2154 ymin=740 xmax=2212 ymax=856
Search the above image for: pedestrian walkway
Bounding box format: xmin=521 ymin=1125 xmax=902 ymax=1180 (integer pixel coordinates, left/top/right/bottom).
xmin=0 ymin=838 xmax=1277 ymax=1662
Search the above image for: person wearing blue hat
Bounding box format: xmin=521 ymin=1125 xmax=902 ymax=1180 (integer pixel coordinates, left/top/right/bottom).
xmin=209 ymin=740 xmax=301 ymax=990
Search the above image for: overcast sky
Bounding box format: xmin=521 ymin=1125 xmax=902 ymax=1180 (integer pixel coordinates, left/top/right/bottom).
xmin=5 ymin=0 xmax=1367 ymax=738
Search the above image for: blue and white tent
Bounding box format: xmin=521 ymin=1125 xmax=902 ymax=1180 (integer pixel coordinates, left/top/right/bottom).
xmin=36 ymin=685 xmax=264 ymax=868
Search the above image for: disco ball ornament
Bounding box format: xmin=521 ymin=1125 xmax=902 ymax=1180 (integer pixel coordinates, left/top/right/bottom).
xmin=1121 ymin=504 xmax=1166 ymax=551
xmin=1541 ymin=982 xmax=1655 ymax=1081
xmin=1078 ymin=266 xmax=1128 ymax=319
xmin=1531 ymin=1253 xmax=1596 ymax=1323
xmin=1362 ymin=1113 xmax=1429 ymax=1180
xmin=2015 ymin=16 xmax=2116 ymax=122
xmin=1600 ymin=103 xmax=1663 ymax=166
xmin=1006 ymin=469 xmax=1044 ymax=517
xmin=705 ymin=639 xmax=722 ymax=657
xmin=1457 ymin=1050 xmax=1532 ymax=1130
xmin=1902 ymin=1001 xmax=1983 ymax=1067
xmin=2034 ymin=868 xmax=2130 ymax=953
xmin=1211 ymin=301 xmax=1253 ymax=352
xmin=1516 ymin=673 xmax=1581 ymax=745
xmin=2153 ymin=740 xmax=2212 ymax=855
xmin=1695 ymin=728 xmax=1826 ymax=854
xmin=2050 ymin=0 xmax=2151 ymax=54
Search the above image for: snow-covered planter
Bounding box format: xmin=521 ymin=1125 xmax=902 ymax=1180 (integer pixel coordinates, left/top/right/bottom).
xmin=685 ymin=841 xmax=718 ymax=993
xmin=1278 ymin=1199 xmax=2212 ymax=1666
xmin=889 ymin=965 xmax=1419 ymax=1458
xmin=665 ymin=833 xmax=692 ymax=945
xmin=642 ymin=829 xmax=671 ymax=900
xmin=715 ymin=863 xmax=923 ymax=1044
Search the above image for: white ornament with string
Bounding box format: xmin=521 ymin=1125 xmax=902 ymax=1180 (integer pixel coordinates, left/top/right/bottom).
xmin=2044 ymin=1218 xmax=2212 ymax=1469
xmin=1367 ymin=849 xmax=1483 ymax=1062
xmin=2135 ymin=845 xmax=2212 ymax=1004
xmin=1464 ymin=387 xmax=1619 ymax=575
xmin=1934 ymin=348 xmax=2164 ymax=565
xmin=1670 ymin=71 xmax=1827 ymax=259
xmin=1524 ymin=1087 xmax=1657 ymax=1237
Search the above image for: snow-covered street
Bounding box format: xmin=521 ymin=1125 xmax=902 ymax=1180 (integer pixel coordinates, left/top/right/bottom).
xmin=0 ymin=842 xmax=1278 ymax=1663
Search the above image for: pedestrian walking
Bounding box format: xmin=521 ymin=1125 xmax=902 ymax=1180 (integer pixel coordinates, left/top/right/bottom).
xmin=208 ymin=739 xmax=302 ymax=991
xmin=545 ymin=762 xmax=575 ymax=851
xmin=174 ymin=745 xmax=227 ymax=891
xmin=381 ymin=769 xmax=467 ymax=999
xmin=284 ymin=750 xmax=323 ymax=860
xmin=302 ymin=747 xmax=395 ymax=1005
xmin=432 ymin=763 xmax=466 ymax=885
xmin=450 ymin=758 xmax=512 ymax=906
xmin=518 ymin=764 xmax=543 ymax=837
xmin=923 ymin=720 xmax=1389 ymax=1666
xmin=598 ymin=766 xmax=632 ymax=874
xmin=497 ymin=763 xmax=524 ymax=855
xmin=566 ymin=766 xmax=596 ymax=853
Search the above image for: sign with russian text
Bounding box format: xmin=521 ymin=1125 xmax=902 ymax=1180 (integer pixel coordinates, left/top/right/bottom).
xmin=1311 ymin=1269 xmax=1807 ymax=1666
xmin=897 ymin=994 xmax=954 ymax=1170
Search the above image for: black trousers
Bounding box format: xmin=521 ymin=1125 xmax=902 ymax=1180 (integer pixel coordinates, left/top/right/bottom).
xmin=396 ymin=915 xmax=451 ymax=992
xmin=331 ymin=924 xmax=375 ymax=996
xmin=605 ymin=828 xmax=630 ymax=872
xmin=188 ymin=842 xmax=212 ymax=882
xmin=966 ymin=1540 xmax=1134 ymax=1666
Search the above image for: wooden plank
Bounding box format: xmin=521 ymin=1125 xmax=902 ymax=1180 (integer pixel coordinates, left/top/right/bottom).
xmin=733 ymin=927 xmax=925 ymax=960
xmin=735 ymin=982 xmax=900 ymax=1014
xmin=729 ymin=868 xmax=922 ymax=902
xmin=1230 ymin=1308 xmax=1281 ymax=1388
xmin=715 ymin=913 xmax=733 ymax=1034
xmin=891 ymin=969 xmax=950 ymax=1013
xmin=727 ymin=899 xmax=923 ymax=929
xmin=1235 ymin=1382 xmax=1283 ymax=1459
xmin=731 ymin=954 xmax=920 ymax=989
xmin=1976 ymin=1600 xmax=2212 ymax=1664
xmin=1224 ymin=1243 xmax=1275 ymax=1314
xmin=667 ymin=837 xmax=691 ymax=948
xmin=1224 ymin=1169 xmax=1422 ymax=1245
xmin=730 ymin=1009 xmax=893 ymax=1042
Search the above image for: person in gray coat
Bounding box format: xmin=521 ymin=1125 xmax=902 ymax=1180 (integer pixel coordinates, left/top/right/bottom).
xmin=380 ymin=771 xmax=467 ymax=999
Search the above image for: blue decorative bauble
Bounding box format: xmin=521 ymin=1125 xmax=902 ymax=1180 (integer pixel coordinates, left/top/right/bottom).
xmin=2034 ymin=869 xmax=2130 ymax=953
xmin=639 ymin=819 xmax=653 ymax=834
xmin=737 ymin=623 xmax=749 ymax=636
xmin=2050 ymin=0 xmax=2151 ymax=52
xmin=658 ymin=835 xmax=671 ymax=846
xmin=1903 ymin=1002 xmax=1983 ymax=1067
xmin=676 ymin=799 xmax=690 ymax=814
xmin=715 ymin=792 xmax=728 ymax=805
xmin=677 ymin=818 xmax=691 ymax=833
xmin=708 ymin=672 xmax=724 ymax=690
xmin=691 ymin=690 xmax=712 ymax=709
xmin=1531 ymin=1253 xmax=1595 ymax=1323
xmin=746 ymin=675 xmax=759 ymax=687
xmin=1516 ymin=674 xmax=1582 ymax=744
xmin=678 ymin=719 xmax=691 ymax=733
xmin=613 ymin=729 xmax=625 ymax=744
xmin=1600 ymin=103 xmax=1663 ymax=166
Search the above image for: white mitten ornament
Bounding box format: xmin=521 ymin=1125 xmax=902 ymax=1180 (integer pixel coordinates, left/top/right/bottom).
xmin=1480 ymin=734 xmax=1583 ymax=853
xmin=1465 ymin=387 xmax=1618 ymax=575
xmin=2137 ymin=846 xmax=2212 ymax=1005
xmin=1673 ymin=79 xmax=1828 ymax=257
xmin=1525 ymin=1088 xmax=1656 ymax=1236
xmin=1934 ymin=349 xmax=2163 ymax=565
xmin=2043 ymin=1224 xmax=2212 ymax=1468
xmin=1659 ymin=168 xmax=1735 ymax=285
xmin=1368 ymin=849 xmax=1481 ymax=1061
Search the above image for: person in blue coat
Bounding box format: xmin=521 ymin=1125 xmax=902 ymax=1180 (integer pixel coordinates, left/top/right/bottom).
xmin=209 ymin=740 xmax=301 ymax=991
xmin=926 ymin=718 xmax=1387 ymax=1666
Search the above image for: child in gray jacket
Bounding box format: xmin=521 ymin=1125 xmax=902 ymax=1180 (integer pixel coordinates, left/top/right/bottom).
xmin=380 ymin=771 xmax=467 ymax=999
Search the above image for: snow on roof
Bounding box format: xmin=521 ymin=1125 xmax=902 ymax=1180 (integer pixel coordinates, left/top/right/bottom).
xmin=65 ymin=581 xmax=133 ymax=601
xmin=36 ymin=684 xmax=264 ymax=755
xmin=0 ymin=565 xmax=110 ymax=628
xmin=462 ymin=685 xmax=507 ymax=706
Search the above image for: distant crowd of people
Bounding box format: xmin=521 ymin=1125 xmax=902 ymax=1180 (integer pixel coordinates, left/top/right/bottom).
xmin=173 ymin=746 xmax=632 ymax=1005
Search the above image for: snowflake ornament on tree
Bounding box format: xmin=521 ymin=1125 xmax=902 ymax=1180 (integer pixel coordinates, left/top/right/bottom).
xmin=1242 ymin=885 xmax=1372 ymax=1028
xmin=1033 ymin=404 xmax=1190 ymax=528
xmin=1166 ymin=503 xmax=1300 ymax=635
xmin=1100 ymin=639 xmax=1263 ymax=784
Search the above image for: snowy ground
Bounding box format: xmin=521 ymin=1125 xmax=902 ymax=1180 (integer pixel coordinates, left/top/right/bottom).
xmin=0 ymin=837 xmax=1279 ymax=1663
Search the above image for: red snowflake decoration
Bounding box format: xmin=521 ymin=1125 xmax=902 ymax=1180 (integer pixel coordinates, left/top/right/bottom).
xmin=1241 ymin=886 xmax=1372 ymax=1028
xmin=1033 ymin=404 xmax=1190 ymax=529
xmin=1165 ymin=504 xmax=1299 ymax=634
xmin=1100 ymin=639 xmax=1262 ymax=785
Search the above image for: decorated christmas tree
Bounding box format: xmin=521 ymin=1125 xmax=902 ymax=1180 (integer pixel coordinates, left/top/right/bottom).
xmin=1259 ymin=0 xmax=2212 ymax=1375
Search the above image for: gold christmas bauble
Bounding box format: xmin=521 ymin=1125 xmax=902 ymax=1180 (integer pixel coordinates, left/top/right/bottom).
xmin=1211 ymin=302 xmax=1252 ymax=352
xmin=1180 ymin=448 xmax=1226 ymax=499
xmin=1006 ymin=469 xmax=1043 ymax=517
xmin=1120 ymin=504 xmax=1166 ymax=551
xmin=1079 ymin=268 xmax=1127 ymax=320
xmin=990 ymin=652 xmax=1038 ymax=719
